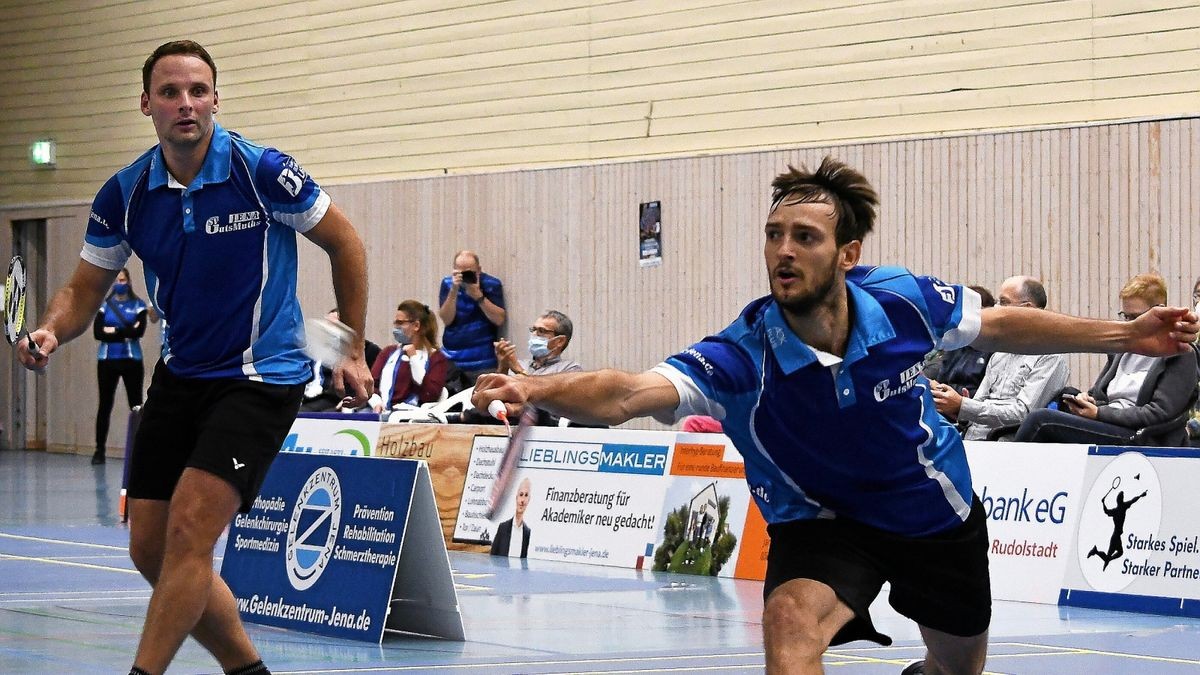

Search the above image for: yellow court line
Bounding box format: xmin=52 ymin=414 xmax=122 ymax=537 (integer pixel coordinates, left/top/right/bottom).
xmin=0 ymin=552 xmax=139 ymax=574
xmin=1003 ymin=641 xmax=1200 ymax=666
xmin=0 ymin=531 xmax=126 ymax=551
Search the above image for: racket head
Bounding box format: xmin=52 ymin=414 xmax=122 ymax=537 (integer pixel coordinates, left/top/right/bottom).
xmin=1112 ymin=476 xmax=1121 ymax=490
xmin=486 ymin=405 xmax=537 ymax=519
xmin=4 ymin=255 xmax=28 ymax=346
xmin=302 ymin=316 xmax=355 ymax=365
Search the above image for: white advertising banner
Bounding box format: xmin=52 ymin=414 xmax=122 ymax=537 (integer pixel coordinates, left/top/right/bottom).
xmin=280 ymin=417 xmax=381 ymax=457
xmin=1061 ymin=448 xmax=1200 ymax=616
xmin=965 ymin=441 xmax=1090 ymax=603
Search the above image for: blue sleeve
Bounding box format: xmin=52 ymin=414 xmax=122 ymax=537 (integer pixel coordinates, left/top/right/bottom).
xmin=485 ymin=276 xmax=505 ymax=309
xmin=438 ymin=278 xmax=451 ymax=306
xmin=253 ymin=147 xmax=329 ymax=232
xmin=81 ymin=176 xmax=131 ymax=270
xmin=858 ymin=266 xmax=981 ymax=349
xmin=661 ymin=336 xmax=760 ymax=413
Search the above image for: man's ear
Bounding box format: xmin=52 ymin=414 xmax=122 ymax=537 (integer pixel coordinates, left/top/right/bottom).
xmin=838 ymin=240 xmax=862 ymax=271
xmin=141 ymin=92 xmax=151 ymax=117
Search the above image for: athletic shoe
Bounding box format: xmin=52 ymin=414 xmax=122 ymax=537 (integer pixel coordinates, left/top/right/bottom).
xmin=900 ymin=660 xmax=925 ymax=674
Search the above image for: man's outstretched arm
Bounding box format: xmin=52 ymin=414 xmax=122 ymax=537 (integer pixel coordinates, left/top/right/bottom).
xmin=972 ymin=305 xmax=1197 ymax=356
xmin=473 ymin=369 xmax=681 ymax=427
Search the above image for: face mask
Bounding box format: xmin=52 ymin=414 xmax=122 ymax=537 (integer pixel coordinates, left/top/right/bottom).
xmin=113 ymin=283 xmax=129 ymax=295
xmin=528 ymin=336 xmax=551 ymax=358
xmin=392 ymin=328 xmax=411 ymax=345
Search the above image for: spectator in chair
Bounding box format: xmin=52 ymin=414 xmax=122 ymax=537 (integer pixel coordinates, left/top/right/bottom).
xmin=1015 ymin=273 xmax=1200 ymax=446
xmin=368 ymin=301 xmax=454 ymax=412
xmin=932 ymin=276 xmax=1069 ymax=440
xmin=494 ymin=309 xmax=583 ymax=426
xmin=438 ymin=250 xmax=506 ymax=382
xmin=923 ymin=285 xmax=994 ymax=397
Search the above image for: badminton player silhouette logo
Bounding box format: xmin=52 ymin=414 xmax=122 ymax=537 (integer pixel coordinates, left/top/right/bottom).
xmin=286 ymin=467 xmax=343 ymax=591
xmin=1076 ymin=452 xmax=1161 ymax=593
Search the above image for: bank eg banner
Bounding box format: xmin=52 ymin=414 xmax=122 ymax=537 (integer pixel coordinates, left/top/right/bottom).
xmin=1061 ymin=448 xmax=1200 ymax=617
xmin=964 ymin=441 xmax=1089 ymax=604
xmin=453 ymin=427 xmax=676 ymax=566
xmin=221 ymin=452 xmax=416 ymax=642
xmin=280 ymin=417 xmax=381 ymax=457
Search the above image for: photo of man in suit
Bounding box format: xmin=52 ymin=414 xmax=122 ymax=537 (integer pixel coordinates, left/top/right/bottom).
xmin=490 ymin=477 xmax=532 ymax=558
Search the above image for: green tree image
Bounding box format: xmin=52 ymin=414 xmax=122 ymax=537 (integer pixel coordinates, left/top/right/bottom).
xmin=653 ymin=495 xmax=738 ymax=576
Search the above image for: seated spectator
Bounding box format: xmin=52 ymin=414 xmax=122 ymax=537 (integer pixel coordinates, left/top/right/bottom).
xmin=368 ymin=301 xmax=455 ymax=412
xmin=931 ymin=276 xmax=1069 ymax=440
xmin=493 ymin=309 xmax=583 ymax=426
xmin=1015 ymin=274 xmax=1200 ymax=446
xmin=923 ymin=284 xmax=994 ymax=396
xmin=438 ymin=250 xmax=506 ymax=382
xmin=301 ymin=307 xmax=381 ymax=412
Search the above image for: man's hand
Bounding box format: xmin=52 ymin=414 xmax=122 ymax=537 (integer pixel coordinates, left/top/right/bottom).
xmin=16 ymin=329 xmax=56 ymax=371
xmin=493 ymin=339 xmax=522 ymax=374
xmin=463 ymin=278 xmax=483 ymax=300
xmin=1127 ymin=306 xmax=1199 ymax=355
xmin=929 ymin=379 xmax=966 ymax=418
xmin=473 ymin=372 xmax=531 ymax=419
xmin=1063 ymin=392 xmax=1099 ymax=419
xmin=332 ymin=355 xmax=373 ymax=409
xmin=450 ymin=270 xmax=463 ymax=289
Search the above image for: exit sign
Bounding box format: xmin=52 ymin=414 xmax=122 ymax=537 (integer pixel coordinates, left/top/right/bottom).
xmin=29 ymin=139 xmax=56 ymax=168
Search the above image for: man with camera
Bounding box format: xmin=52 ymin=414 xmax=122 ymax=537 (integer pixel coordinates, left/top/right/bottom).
xmin=438 ymin=249 xmax=506 ymax=382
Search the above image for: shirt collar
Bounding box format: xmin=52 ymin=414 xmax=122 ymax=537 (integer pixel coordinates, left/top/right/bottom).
xmin=530 ymin=354 xmax=562 ymax=370
xmin=764 ymin=280 xmax=897 ymax=376
xmin=148 ymin=122 xmax=233 ymax=190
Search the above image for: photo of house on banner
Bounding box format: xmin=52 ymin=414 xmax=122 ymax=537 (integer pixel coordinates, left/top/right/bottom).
xmin=653 ymin=479 xmax=751 ymax=577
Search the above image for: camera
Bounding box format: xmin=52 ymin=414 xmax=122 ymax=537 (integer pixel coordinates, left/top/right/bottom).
xmin=460 ymin=270 xmax=477 ymax=285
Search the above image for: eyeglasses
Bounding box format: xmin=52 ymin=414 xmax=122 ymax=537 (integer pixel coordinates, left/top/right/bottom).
xmin=395 ymin=319 xmax=417 ymax=326
xmin=1118 ymin=304 xmax=1164 ymax=321
xmin=528 ymin=326 xmax=559 ymax=338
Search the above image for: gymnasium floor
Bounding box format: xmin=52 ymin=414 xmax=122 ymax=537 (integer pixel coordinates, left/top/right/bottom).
xmin=2 ymin=449 xmax=1199 ymax=674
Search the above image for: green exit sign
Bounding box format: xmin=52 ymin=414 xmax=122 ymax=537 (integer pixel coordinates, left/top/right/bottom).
xmin=29 ymin=139 xmax=56 ymax=168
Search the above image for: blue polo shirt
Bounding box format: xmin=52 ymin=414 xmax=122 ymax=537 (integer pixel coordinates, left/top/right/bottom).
xmin=439 ymin=272 xmax=505 ymax=371
xmin=81 ymin=124 xmax=328 ymax=384
xmin=96 ymin=296 xmax=148 ymax=361
xmin=654 ymin=266 xmax=983 ymax=537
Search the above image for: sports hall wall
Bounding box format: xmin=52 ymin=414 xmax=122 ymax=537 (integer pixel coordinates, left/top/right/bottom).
xmin=1 ymin=2 xmax=1199 ymax=452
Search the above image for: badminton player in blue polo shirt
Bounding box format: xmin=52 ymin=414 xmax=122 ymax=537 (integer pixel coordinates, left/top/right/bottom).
xmin=16 ymin=41 xmax=373 ymax=675
xmin=474 ymin=157 xmax=1199 ymax=675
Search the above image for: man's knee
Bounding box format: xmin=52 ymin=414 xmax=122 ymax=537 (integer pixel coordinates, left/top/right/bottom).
xmin=762 ymin=590 xmax=831 ymax=658
xmin=129 ymin=530 xmax=165 ymax=582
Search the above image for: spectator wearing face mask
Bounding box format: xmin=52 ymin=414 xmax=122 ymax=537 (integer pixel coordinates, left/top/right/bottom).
xmin=367 ymin=300 xmax=456 ymax=412
xmin=492 ymin=310 xmax=583 ymax=425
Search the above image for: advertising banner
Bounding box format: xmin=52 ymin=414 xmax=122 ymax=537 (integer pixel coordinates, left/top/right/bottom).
xmin=964 ymin=441 xmax=1089 ymax=603
xmin=221 ymin=453 xmax=462 ymax=642
xmin=280 ymin=417 xmax=381 ymax=457
xmin=1061 ymin=447 xmax=1200 ymax=617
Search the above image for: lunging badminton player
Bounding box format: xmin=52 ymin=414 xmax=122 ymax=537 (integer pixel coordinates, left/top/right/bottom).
xmin=474 ymin=157 xmax=1199 ymax=675
xmin=15 ymin=40 xmax=372 ymax=675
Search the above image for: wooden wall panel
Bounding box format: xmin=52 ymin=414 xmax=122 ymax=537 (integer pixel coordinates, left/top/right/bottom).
xmin=3 ymin=1 xmax=1200 ymax=203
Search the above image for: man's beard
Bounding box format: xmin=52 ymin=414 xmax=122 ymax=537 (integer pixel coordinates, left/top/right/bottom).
xmin=771 ymin=259 xmax=839 ymax=317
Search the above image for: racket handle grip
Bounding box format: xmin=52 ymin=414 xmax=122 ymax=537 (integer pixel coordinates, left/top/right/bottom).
xmin=487 ymin=399 xmax=507 ymax=422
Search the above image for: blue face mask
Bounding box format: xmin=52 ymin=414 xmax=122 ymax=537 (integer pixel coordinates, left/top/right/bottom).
xmin=112 ymin=283 xmax=129 ymax=295
xmin=528 ymin=336 xmax=551 ymax=358
xmin=392 ymin=328 xmax=411 ymax=345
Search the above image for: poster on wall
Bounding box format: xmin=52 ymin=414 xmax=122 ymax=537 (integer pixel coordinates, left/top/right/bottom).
xmin=639 ymin=200 xmax=662 ymax=267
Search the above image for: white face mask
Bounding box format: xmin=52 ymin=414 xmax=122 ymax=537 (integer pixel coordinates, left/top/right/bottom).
xmin=528 ymin=335 xmax=551 ymax=358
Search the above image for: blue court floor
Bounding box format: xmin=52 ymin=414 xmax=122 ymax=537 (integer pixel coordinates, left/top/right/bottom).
xmin=2 ymin=449 xmax=1200 ymax=674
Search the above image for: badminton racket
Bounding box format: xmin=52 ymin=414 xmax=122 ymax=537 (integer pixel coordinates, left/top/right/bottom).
xmin=4 ymin=255 xmax=40 ymax=356
xmin=485 ymin=400 xmax=536 ymax=519
xmin=302 ymin=316 xmax=355 ymax=365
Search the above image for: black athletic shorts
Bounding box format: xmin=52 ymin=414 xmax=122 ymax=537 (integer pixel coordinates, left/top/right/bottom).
xmin=128 ymin=361 xmax=305 ymax=512
xmin=763 ymin=497 xmax=991 ymax=646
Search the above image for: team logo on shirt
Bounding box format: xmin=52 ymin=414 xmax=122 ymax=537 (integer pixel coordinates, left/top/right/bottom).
xmin=873 ymin=360 xmax=924 ymax=402
xmin=205 ymin=210 xmax=262 ymax=234
xmin=930 ymin=278 xmax=957 ymax=304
